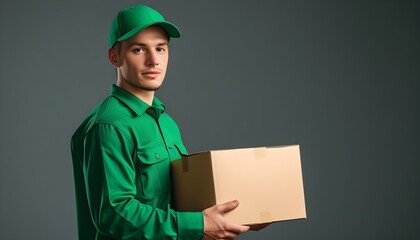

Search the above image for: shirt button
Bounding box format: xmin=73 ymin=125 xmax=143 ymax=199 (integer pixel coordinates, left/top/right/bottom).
xmin=155 ymin=153 xmax=160 ymax=159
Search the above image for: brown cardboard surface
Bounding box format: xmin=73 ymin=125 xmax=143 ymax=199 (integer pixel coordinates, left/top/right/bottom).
xmin=170 ymin=145 xmax=306 ymax=225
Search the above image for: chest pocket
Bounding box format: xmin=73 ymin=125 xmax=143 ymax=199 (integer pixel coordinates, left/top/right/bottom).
xmin=136 ymin=144 xmax=170 ymax=199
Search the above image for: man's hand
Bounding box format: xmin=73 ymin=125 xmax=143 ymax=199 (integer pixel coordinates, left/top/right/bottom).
xmin=202 ymin=200 xmax=249 ymax=240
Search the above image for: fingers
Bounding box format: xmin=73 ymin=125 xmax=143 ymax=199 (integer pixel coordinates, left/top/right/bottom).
xmin=225 ymin=222 xmax=250 ymax=234
xmin=202 ymin=200 xmax=249 ymax=239
xmin=241 ymin=224 xmax=250 ymax=233
xmin=218 ymin=230 xmax=240 ymax=239
xmin=215 ymin=201 xmax=249 ymax=234
xmin=216 ymin=200 xmax=240 ymax=214
xmin=204 ymin=227 xmax=247 ymax=240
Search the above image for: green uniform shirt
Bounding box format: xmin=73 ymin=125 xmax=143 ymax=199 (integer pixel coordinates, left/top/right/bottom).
xmin=71 ymin=85 xmax=204 ymax=240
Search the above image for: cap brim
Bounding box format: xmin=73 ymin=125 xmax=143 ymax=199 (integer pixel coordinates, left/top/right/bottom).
xmin=117 ymin=21 xmax=181 ymax=42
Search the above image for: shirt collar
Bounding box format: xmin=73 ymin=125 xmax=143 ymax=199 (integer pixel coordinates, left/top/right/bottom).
xmin=110 ymin=84 xmax=165 ymax=116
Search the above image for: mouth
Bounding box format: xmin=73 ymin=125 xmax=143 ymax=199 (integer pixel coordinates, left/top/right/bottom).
xmin=142 ymin=71 xmax=161 ymax=79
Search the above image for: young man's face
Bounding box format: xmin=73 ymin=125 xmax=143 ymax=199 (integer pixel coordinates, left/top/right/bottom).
xmin=114 ymin=26 xmax=169 ymax=92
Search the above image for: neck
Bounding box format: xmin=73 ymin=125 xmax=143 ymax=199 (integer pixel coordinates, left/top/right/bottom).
xmin=116 ymin=77 xmax=155 ymax=106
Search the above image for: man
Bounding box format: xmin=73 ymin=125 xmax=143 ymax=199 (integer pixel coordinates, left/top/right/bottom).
xmin=71 ymin=4 xmax=249 ymax=240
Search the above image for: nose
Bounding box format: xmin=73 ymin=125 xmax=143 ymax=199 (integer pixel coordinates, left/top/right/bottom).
xmin=146 ymin=51 xmax=159 ymax=66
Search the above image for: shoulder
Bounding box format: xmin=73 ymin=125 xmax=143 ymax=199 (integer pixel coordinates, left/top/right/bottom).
xmin=71 ymin=96 xmax=134 ymax=148
xmin=95 ymin=96 xmax=135 ymax=123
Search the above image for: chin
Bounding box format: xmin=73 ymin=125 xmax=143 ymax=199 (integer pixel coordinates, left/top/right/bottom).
xmin=139 ymin=83 xmax=163 ymax=91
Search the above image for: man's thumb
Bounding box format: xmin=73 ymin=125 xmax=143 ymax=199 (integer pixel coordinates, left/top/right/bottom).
xmin=218 ymin=200 xmax=240 ymax=213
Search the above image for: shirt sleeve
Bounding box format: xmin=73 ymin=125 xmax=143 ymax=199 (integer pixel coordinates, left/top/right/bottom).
xmin=83 ymin=123 xmax=204 ymax=239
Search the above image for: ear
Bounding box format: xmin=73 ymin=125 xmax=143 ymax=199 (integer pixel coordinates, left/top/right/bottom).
xmin=108 ymin=48 xmax=122 ymax=67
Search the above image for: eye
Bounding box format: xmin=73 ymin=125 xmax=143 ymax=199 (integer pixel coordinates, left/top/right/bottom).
xmin=133 ymin=48 xmax=144 ymax=54
xmin=156 ymin=47 xmax=166 ymax=53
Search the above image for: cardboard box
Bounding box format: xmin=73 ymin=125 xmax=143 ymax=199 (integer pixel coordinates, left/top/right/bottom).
xmin=170 ymin=145 xmax=306 ymax=225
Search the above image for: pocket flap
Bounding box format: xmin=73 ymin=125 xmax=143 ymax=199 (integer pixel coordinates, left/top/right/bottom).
xmin=137 ymin=144 xmax=169 ymax=164
xmin=175 ymin=143 xmax=188 ymax=156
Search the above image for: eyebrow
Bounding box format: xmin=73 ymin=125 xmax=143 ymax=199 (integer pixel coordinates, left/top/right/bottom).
xmin=128 ymin=42 xmax=168 ymax=48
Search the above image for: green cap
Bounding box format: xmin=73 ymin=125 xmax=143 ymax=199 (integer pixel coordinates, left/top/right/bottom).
xmin=109 ymin=5 xmax=181 ymax=48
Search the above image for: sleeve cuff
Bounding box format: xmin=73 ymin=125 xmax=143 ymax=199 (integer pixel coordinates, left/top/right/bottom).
xmin=177 ymin=211 xmax=204 ymax=240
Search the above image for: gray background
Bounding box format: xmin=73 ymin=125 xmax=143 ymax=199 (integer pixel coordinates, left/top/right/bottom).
xmin=1 ymin=0 xmax=419 ymax=239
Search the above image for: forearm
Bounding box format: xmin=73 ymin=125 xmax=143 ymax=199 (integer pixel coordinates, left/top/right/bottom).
xmin=89 ymin=196 xmax=203 ymax=239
